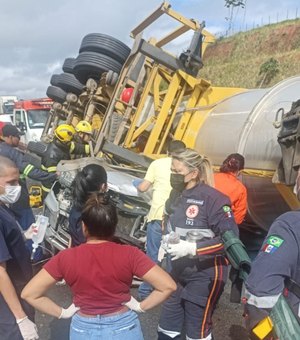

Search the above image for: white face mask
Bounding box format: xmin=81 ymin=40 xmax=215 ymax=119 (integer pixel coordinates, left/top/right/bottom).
xmin=0 ymin=185 xmax=21 ymax=204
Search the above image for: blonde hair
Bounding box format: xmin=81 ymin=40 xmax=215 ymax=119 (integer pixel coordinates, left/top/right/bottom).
xmin=172 ymin=148 xmax=214 ymax=187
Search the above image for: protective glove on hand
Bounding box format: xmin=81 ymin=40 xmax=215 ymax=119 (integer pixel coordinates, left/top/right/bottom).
xmin=16 ymin=316 xmax=39 ymax=340
xmin=167 ymin=239 xmax=197 ymax=260
xmin=58 ymin=303 xmax=80 ymax=319
xmin=123 ymin=296 xmax=145 ymax=313
xmin=24 ymin=224 xmax=38 ymax=240
xmin=132 ymin=179 xmax=143 ymax=189
xmin=157 ymin=244 xmax=166 ymax=262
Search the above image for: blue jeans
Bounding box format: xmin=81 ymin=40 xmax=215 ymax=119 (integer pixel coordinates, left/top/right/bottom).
xmin=138 ymin=220 xmax=162 ymax=299
xmin=70 ymin=310 xmax=144 ymax=340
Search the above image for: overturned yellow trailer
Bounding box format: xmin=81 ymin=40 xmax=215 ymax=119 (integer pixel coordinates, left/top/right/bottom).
xmin=41 ymin=2 xmax=300 ymax=235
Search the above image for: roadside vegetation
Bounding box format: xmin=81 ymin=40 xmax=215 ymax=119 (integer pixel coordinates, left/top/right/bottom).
xmin=201 ymin=19 xmax=300 ymax=89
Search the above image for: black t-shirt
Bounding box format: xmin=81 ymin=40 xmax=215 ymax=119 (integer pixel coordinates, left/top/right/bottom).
xmin=69 ymin=205 xmax=85 ymax=247
xmin=0 ymin=204 xmax=32 ymax=295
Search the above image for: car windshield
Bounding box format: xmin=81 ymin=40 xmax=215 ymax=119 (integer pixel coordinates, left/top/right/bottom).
xmin=27 ymin=110 xmax=48 ymax=129
xmin=3 ymin=102 xmax=14 ymax=115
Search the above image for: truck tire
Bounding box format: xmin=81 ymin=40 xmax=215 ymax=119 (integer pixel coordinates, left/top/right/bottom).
xmin=56 ymin=73 xmax=85 ymax=95
xmin=106 ymin=70 xmax=119 ymax=86
xmin=46 ymin=86 xmax=67 ymax=104
xmin=62 ymin=58 xmax=76 ymax=74
xmin=73 ymin=51 xmax=123 ymax=84
xmin=107 ymin=112 xmax=123 ymax=142
xmin=79 ymin=33 xmax=130 ymax=64
xmin=50 ymin=74 xmax=60 ymax=87
xmin=27 ymin=141 xmax=48 ymax=157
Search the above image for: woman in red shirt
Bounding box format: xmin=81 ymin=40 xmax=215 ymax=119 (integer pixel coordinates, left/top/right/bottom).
xmin=214 ymin=153 xmax=247 ymax=225
xmin=21 ymin=193 xmax=176 ymax=340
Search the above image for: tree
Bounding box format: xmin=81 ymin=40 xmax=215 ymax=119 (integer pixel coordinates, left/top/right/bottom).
xmin=224 ymin=0 xmax=246 ymax=36
xmin=257 ymin=58 xmax=280 ymax=87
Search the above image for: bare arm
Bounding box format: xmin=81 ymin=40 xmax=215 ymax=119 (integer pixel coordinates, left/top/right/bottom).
xmin=139 ymin=265 xmax=176 ymax=311
xmin=137 ymin=179 xmax=152 ymax=192
xmin=21 ymin=269 xmax=62 ymax=318
xmin=0 ymin=262 xmax=27 ymax=320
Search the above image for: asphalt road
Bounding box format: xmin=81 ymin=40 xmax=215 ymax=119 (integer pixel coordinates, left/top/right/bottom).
xmin=34 ymin=278 xmax=248 ymax=340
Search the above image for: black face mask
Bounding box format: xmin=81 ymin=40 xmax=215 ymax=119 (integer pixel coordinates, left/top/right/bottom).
xmin=170 ymin=173 xmax=186 ymax=192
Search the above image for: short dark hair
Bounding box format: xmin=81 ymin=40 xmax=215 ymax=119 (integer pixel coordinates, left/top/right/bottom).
xmin=81 ymin=193 xmax=118 ymax=239
xmin=168 ymin=140 xmax=186 ymax=154
xmin=0 ymin=156 xmax=17 ymax=176
xmin=220 ymin=153 xmax=245 ymax=173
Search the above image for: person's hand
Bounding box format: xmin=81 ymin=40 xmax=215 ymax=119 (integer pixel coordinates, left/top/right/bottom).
xmin=167 ymin=240 xmax=196 ymax=260
xmin=58 ymin=303 xmax=80 ymax=319
xmin=123 ymin=296 xmax=145 ymax=313
xmin=157 ymin=244 xmax=167 ymax=262
xmin=132 ymin=179 xmax=143 ymax=188
xmin=16 ymin=316 xmax=39 ymax=340
xmin=24 ymin=224 xmax=38 ymax=240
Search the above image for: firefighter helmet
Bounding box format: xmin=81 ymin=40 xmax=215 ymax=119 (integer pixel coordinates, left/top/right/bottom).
xmin=75 ymin=120 xmax=92 ymax=135
xmin=54 ymin=124 xmax=75 ymax=143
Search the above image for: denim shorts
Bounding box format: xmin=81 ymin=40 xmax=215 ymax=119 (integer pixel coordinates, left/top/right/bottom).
xmin=70 ymin=310 xmax=144 ymax=340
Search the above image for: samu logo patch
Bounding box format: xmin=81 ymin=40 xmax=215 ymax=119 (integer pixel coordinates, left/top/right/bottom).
xmin=186 ymin=205 xmax=199 ymax=218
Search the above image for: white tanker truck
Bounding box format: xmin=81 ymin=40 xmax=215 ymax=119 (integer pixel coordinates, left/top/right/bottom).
xmin=195 ymin=75 xmax=300 ymax=232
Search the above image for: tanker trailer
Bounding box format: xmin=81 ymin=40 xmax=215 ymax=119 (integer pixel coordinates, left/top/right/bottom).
xmin=189 ymin=75 xmax=300 ymax=235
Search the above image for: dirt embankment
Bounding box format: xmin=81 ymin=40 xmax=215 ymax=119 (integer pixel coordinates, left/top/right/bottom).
xmin=201 ymin=19 xmax=300 ymax=89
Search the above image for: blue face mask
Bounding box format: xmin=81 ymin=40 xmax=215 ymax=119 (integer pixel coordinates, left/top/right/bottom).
xmin=0 ymin=185 xmax=21 ymax=204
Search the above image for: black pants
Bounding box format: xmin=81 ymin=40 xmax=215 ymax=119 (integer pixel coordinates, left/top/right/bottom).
xmin=158 ymin=256 xmax=227 ymax=339
xmin=0 ymin=295 xmax=35 ymax=340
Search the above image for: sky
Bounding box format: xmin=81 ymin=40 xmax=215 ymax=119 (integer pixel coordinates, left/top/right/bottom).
xmin=0 ymin=0 xmax=298 ymax=99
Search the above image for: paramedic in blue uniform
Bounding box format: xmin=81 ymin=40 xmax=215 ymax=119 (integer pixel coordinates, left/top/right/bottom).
xmin=158 ymin=148 xmax=239 ymax=340
xmin=0 ymin=156 xmax=39 ymax=340
xmin=244 ymin=208 xmax=300 ymax=335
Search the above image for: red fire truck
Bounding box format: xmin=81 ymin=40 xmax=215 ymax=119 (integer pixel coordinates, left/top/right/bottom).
xmin=13 ymin=98 xmax=53 ymax=144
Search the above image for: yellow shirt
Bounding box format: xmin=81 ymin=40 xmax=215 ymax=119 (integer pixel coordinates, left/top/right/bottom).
xmin=144 ymin=157 xmax=172 ymax=222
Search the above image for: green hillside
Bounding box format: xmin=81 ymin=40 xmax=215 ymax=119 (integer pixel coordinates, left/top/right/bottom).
xmin=201 ymin=19 xmax=300 ymax=89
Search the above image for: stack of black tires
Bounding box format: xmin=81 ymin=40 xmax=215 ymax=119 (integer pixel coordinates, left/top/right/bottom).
xmin=46 ymin=33 xmax=131 ymax=103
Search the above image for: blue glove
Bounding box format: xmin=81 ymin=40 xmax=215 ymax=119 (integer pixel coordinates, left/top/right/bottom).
xmin=132 ymin=179 xmax=143 ymax=188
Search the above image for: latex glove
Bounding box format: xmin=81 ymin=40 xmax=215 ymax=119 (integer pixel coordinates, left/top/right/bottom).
xmin=16 ymin=316 xmax=39 ymax=340
xmin=167 ymin=239 xmax=196 ymax=260
xmin=132 ymin=179 xmax=143 ymax=188
xmin=24 ymin=224 xmax=38 ymax=240
xmin=58 ymin=303 xmax=80 ymax=319
xmin=123 ymin=296 xmax=145 ymax=313
xmin=157 ymin=244 xmax=166 ymax=262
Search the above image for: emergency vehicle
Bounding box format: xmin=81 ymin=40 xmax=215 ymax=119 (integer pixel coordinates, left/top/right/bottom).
xmin=13 ymin=98 xmax=53 ymax=144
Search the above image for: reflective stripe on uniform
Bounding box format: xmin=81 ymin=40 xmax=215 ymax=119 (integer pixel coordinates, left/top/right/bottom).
xmin=41 ymin=185 xmax=51 ymax=192
xmin=196 ymin=243 xmax=224 ymax=256
xmin=157 ymin=325 xmax=181 ymax=338
xmin=23 ymin=164 xmax=34 ymax=176
xmin=245 ymin=289 xmax=280 ymax=309
xmin=175 ymin=227 xmax=215 ymax=239
xmin=41 ymin=165 xmax=57 ymax=172
xmin=186 ymin=333 xmax=212 ymax=340
xmin=84 ymin=144 xmax=90 ymax=155
xmin=70 ymin=142 xmax=75 ymax=153
xmin=201 ymin=256 xmax=223 ymax=338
